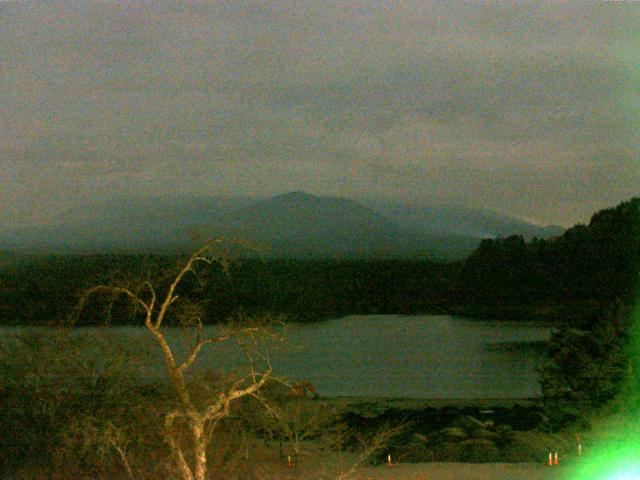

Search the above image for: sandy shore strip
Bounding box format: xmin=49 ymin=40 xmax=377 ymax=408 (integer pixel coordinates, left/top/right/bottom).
xmin=353 ymin=462 xmax=570 ymax=480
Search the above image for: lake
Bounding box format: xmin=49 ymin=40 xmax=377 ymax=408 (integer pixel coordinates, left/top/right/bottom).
xmin=1 ymin=315 xmax=551 ymax=399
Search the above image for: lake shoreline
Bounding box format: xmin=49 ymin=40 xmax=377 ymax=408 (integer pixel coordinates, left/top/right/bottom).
xmin=1 ymin=314 xmax=551 ymax=399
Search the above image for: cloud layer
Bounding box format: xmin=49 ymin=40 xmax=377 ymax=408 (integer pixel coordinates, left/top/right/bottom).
xmin=2 ymin=1 xmax=638 ymax=228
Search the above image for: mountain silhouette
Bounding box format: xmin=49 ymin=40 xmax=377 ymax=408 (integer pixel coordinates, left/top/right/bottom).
xmin=0 ymin=192 xmax=563 ymax=259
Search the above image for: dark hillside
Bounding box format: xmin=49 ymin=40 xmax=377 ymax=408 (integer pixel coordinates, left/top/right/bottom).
xmin=454 ymin=197 xmax=640 ymax=312
xmin=0 ymin=256 xmax=460 ymax=325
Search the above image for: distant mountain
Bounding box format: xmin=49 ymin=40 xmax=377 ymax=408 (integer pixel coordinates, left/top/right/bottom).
xmin=0 ymin=192 xmax=562 ymax=259
xmin=362 ymin=199 xmax=565 ymax=240
xmin=51 ymin=194 xmax=252 ymax=227
xmin=0 ymin=195 xmax=254 ymax=254
xmin=217 ymin=191 xmax=401 ymax=257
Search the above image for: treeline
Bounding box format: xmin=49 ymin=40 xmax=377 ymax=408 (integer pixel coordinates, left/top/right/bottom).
xmin=0 ymin=256 xmax=460 ymax=325
xmin=453 ymin=197 xmax=639 ymax=312
xmin=446 ymin=198 xmax=640 ymax=424
xmin=0 ymin=197 xmax=637 ymax=325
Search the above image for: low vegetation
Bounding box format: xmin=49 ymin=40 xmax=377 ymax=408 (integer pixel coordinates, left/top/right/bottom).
xmin=0 ymin=327 xmax=407 ymax=479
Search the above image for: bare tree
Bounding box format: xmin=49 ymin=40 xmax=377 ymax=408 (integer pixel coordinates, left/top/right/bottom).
xmin=79 ymin=239 xmax=274 ymax=480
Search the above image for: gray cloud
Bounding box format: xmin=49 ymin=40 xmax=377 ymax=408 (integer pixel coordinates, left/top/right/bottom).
xmin=1 ymin=0 xmax=638 ymax=228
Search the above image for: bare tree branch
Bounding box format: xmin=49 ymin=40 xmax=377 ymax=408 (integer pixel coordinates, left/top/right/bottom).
xmin=77 ymin=239 xmax=277 ymax=480
xmin=336 ymin=424 xmax=405 ymax=480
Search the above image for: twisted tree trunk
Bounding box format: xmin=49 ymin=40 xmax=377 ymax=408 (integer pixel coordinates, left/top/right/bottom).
xmin=81 ymin=240 xmax=273 ymax=480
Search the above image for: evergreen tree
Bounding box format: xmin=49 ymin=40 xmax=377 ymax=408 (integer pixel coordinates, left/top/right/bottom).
xmin=540 ymin=300 xmax=633 ymax=428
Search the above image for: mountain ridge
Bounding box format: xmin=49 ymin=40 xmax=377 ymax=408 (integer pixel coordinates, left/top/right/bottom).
xmin=0 ymin=191 xmax=565 ymax=259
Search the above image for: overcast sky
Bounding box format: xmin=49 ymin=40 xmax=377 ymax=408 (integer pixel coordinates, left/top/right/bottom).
xmin=2 ymin=1 xmax=638 ymax=228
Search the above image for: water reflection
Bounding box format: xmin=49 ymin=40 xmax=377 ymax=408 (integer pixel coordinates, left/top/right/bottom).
xmin=1 ymin=315 xmax=551 ymax=399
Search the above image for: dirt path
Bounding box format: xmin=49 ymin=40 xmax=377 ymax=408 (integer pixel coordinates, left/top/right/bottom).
xmin=353 ymin=463 xmax=569 ymax=480
xmin=277 ymin=453 xmax=572 ymax=480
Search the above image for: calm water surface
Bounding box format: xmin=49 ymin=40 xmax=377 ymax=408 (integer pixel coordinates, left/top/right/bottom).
xmin=2 ymin=315 xmax=551 ymax=399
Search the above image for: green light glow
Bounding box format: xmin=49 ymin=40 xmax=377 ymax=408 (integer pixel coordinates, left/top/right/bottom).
xmin=609 ymin=470 xmax=640 ymax=480
xmin=569 ymin=439 xmax=640 ymax=479
xmin=564 ymin=303 xmax=640 ymax=480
